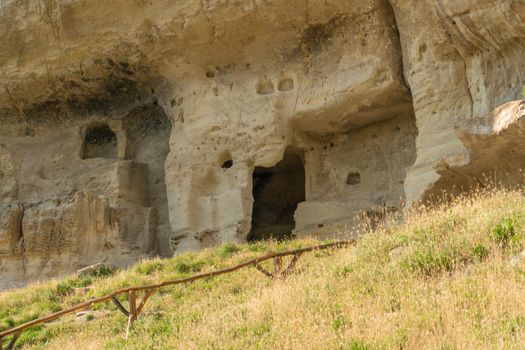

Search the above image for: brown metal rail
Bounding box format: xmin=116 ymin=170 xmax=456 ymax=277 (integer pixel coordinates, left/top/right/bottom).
xmin=0 ymin=240 xmax=355 ymax=349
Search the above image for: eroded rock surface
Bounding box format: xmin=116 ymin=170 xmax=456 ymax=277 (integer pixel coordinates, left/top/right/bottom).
xmin=1 ymin=0 xmax=524 ymax=287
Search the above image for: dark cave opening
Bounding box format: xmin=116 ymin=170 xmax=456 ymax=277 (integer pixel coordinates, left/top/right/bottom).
xmin=248 ymin=147 xmax=305 ymax=241
xmin=82 ymin=124 xmax=118 ymax=159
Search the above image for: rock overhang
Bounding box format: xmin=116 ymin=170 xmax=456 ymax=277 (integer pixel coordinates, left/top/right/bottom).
xmin=0 ymin=0 xmax=409 ymax=132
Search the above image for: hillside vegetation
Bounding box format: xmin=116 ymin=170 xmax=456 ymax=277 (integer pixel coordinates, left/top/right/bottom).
xmin=3 ymin=188 xmax=525 ymax=349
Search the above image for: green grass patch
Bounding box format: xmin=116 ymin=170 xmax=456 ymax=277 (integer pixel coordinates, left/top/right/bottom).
xmin=4 ymin=189 xmax=525 ymax=349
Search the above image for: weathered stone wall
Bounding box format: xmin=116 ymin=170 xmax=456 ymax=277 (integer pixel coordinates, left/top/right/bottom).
xmin=0 ymin=106 xmax=171 ymax=288
xmin=389 ymin=0 xmax=525 ymax=202
xmin=295 ymin=113 xmax=416 ymax=237
xmin=1 ymin=0 xmax=525 ymax=287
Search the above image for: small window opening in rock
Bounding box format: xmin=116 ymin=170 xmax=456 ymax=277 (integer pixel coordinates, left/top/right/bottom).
xmin=22 ymin=128 xmax=35 ymax=137
xmin=256 ymin=80 xmax=275 ymax=95
xmin=347 ymin=172 xmax=361 ymax=185
xmin=219 ymin=150 xmax=233 ymax=169
xmin=248 ymin=147 xmax=305 ymax=241
xmin=222 ymin=159 xmax=234 ymax=169
xmin=277 ymin=78 xmax=294 ymax=92
xmin=82 ymin=124 xmax=118 ymax=159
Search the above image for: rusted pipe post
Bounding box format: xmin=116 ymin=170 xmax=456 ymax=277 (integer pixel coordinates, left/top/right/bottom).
xmin=282 ymin=253 xmax=302 ymax=277
xmin=126 ymin=290 xmax=137 ymax=338
xmin=254 ymin=261 xmax=274 ymax=279
xmin=136 ymin=288 xmax=156 ymax=316
xmin=111 ymin=296 xmax=130 ymax=316
xmin=1 ymin=333 xmax=19 ymax=350
xmin=274 ymin=256 xmax=283 ymax=279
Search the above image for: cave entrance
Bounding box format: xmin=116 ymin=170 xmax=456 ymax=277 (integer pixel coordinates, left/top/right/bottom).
xmin=82 ymin=124 xmax=118 ymax=159
xmin=248 ymin=147 xmax=305 ymax=241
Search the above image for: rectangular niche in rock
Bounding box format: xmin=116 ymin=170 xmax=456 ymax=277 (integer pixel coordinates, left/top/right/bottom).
xmin=248 ymin=147 xmax=305 ymax=241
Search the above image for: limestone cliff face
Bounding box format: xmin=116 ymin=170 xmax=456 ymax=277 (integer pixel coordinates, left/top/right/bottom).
xmin=0 ymin=0 xmax=524 ymax=287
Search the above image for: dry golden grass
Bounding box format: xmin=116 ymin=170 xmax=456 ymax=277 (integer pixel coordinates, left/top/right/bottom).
xmin=3 ymin=187 xmax=525 ymax=349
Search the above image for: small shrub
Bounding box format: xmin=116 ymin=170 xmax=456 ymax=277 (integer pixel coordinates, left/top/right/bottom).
xmin=56 ymin=275 xmax=93 ymax=296
xmin=56 ymin=280 xmax=74 ymax=297
xmin=231 ymin=326 xmax=249 ymax=337
xmin=472 ymin=244 xmax=489 ymax=260
xmin=172 ymin=259 xmax=205 ymax=274
xmin=189 ymin=311 xmax=201 ymax=324
xmin=78 ymin=263 xmax=117 ymax=278
xmin=93 ymin=264 xmax=116 ymax=278
xmin=391 ymin=327 xmax=408 ymax=349
xmin=332 ymin=314 xmax=347 ymax=331
xmin=336 ymin=265 xmax=354 ymax=277
xmin=148 ymin=316 xmax=174 ymax=337
xmin=16 ymin=325 xmax=50 ymax=347
xmin=229 ymin=284 xmax=243 ymax=295
xmin=349 ymin=340 xmax=372 ymax=350
xmin=251 ymin=322 xmax=271 ymax=336
xmin=17 ymin=312 xmax=43 ymax=327
xmin=315 ymin=249 xmax=334 ymax=258
xmin=0 ymin=317 xmax=15 ymax=332
xmin=46 ymin=292 xmax=61 ymax=303
xmin=492 ymin=215 xmax=522 ymax=249
xmin=387 ymin=297 xmax=401 ymax=312
xmin=218 ymin=242 xmax=240 ymax=258
xmin=247 ymin=242 xmax=268 ymax=253
xmin=46 ymin=302 xmax=62 ymax=313
xmin=402 ymin=249 xmax=456 ymax=276
xmin=500 ymin=314 xmax=525 ymax=337
xmin=136 ymin=260 xmax=164 ymax=275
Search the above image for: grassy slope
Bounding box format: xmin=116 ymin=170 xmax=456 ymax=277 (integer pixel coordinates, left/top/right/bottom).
xmin=3 ymin=189 xmax=525 ymax=349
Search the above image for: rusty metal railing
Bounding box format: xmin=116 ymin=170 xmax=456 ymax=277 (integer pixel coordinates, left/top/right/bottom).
xmin=0 ymin=240 xmax=355 ymax=349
